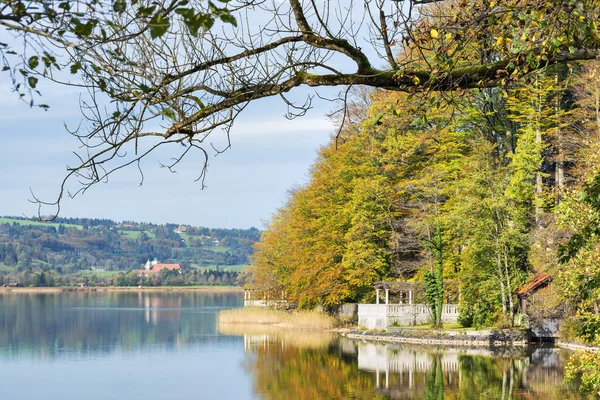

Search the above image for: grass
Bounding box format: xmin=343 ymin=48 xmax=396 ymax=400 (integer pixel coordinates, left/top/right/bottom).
xmin=118 ymin=230 xmax=156 ymax=239
xmin=220 ymin=264 xmax=247 ymax=272
xmin=219 ymin=307 xmax=338 ymax=331
xmin=0 ymin=217 xmax=81 ymax=229
xmin=77 ymin=270 xmax=118 ymax=278
xmin=194 ymin=264 xmax=247 ymax=272
xmin=208 ymin=245 xmax=231 ymax=253
xmin=178 ymin=233 xmax=191 ymax=243
xmin=0 ymin=263 xmax=13 ymax=273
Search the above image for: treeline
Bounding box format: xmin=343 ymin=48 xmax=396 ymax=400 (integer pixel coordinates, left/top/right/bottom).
xmin=0 ymin=219 xmax=258 ymax=273
xmin=3 ymin=216 xmax=261 ymax=241
xmin=0 ymin=268 xmax=237 ymax=287
xmin=3 ymin=215 xmax=115 ymax=228
xmin=249 ymin=58 xmax=600 ymax=336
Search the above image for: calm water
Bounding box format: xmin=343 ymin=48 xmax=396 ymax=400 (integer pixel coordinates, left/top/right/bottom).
xmin=0 ymin=291 xmax=593 ymax=399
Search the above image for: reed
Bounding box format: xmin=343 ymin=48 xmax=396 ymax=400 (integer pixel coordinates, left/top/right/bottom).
xmin=218 ymin=307 xmax=337 ymax=330
xmin=218 ymin=323 xmax=337 ymax=348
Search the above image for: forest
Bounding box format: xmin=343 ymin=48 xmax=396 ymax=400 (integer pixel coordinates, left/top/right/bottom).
xmin=248 ymin=59 xmax=600 ymax=343
xmin=0 ymin=217 xmax=259 ymax=285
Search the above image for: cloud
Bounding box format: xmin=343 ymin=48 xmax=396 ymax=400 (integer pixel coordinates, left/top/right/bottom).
xmin=231 ymin=117 xmax=333 ymax=136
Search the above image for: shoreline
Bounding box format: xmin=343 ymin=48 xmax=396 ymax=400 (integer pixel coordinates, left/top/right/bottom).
xmin=0 ymin=286 xmax=243 ymax=293
xmin=556 ymin=340 xmax=600 ymax=351
xmin=341 ymin=327 xmax=530 ymax=348
xmin=339 ymin=327 xmax=600 ymax=351
xmin=218 ymin=307 xmax=600 ymax=351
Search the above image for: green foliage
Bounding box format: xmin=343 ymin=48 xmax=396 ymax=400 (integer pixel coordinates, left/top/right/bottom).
xmin=456 ymin=304 xmax=474 ymax=328
xmin=559 ymin=174 xmax=600 ymax=263
xmin=424 ymin=226 xmax=444 ymax=328
xmin=424 ymin=358 xmax=444 ymax=400
xmin=149 ymin=13 xmax=170 ymax=39
xmin=575 ymin=313 xmax=600 ymax=344
xmin=565 ymin=351 xmax=600 ymax=396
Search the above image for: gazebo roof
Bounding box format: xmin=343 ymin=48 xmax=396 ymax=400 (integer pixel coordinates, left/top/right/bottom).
xmin=373 ymin=281 xmax=458 ymax=290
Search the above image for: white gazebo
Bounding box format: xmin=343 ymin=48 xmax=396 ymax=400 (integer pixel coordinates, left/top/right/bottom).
xmin=358 ymin=282 xmax=459 ymax=329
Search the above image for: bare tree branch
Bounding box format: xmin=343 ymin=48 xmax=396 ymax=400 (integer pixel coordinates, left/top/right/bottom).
xmin=3 ymin=0 xmax=600 ymax=218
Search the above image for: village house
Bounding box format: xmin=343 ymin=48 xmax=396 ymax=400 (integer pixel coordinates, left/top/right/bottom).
xmin=173 ymin=226 xmax=187 ymax=234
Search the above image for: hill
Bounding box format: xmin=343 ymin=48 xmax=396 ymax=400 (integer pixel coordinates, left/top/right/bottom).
xmin=0 ymin=216 xmax=259 ymax=275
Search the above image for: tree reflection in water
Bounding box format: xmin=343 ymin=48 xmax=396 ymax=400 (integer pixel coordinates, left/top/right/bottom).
xmin=224 ymin=327 xmax=595 ymax=400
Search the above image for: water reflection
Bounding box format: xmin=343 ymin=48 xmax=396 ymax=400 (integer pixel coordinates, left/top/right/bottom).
xmin=221 ymin=326 xmax=595 ymax=400
xmin=0 ymin=293 xmax=595 ymax=399
xmin=356 ymin=343 xmax=585 ymax=399
xmin=0 ymin=291 xmax=242 ymax=360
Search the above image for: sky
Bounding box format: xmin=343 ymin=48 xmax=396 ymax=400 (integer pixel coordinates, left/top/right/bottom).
xmin=0 ymin=2 xmax=388 ymax=230
xmin=0 ymin=78 xmax=335 ymax=229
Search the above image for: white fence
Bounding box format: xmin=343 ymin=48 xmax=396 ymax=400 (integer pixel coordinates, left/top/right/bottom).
xmin=358 ymin=303 xmax=459 ymax=329
xmin=244 ymin=299 xmax=269 ymax=307
xmin=244 ymin=299 xmax=289 ymax=307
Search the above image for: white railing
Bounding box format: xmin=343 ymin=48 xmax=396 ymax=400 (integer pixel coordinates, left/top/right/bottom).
xmin=442 ymin=304 xmax=459 ymax=315
xmin=359 ymin=303 xmax=460 ymax=328
xmin=358 ymin=304 xmax=389 ymax=317
xmin=244 ymin=299 xmax=268 ymax=307
xmin=387 ymin=304 xmax=431 ymax=315
xmin=244 ymin=299 xmax=289 ymax=308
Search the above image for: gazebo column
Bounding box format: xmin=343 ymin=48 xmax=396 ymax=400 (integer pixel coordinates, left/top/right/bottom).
xmin=409 ymin=290 xmax=413 ymax=305
xmin=385 ymin=289 xmax=389 ymax=305
xmin=376 ymin=289 xmax=380 ymax=305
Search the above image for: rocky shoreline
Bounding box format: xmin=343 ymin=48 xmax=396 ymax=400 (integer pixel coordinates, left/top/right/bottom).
xmin=340 ymin=327 xmax=600 ymax=353
xmin=343 ymin=327 xmax=530 ymax=347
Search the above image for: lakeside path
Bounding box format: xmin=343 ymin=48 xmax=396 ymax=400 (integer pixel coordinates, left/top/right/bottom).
xmin=0 ymin=286 xmax=243 ymax=294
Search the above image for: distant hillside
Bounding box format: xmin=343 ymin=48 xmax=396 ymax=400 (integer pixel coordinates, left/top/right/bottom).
xmin=0 ymin=216 xmax=260 ymax=274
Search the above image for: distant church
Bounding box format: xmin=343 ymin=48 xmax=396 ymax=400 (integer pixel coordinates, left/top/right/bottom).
xmin=144 ymin=258 xmax=159 ymax=270
xmin=137 ymin=258 xmax=181 ymax=275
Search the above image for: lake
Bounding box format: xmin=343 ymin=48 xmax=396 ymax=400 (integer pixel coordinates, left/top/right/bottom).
xmin=0 ymin=291 xmax=593 ymax=399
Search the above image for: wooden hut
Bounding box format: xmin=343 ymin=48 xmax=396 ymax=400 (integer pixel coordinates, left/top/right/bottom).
xmin=514 ymin=274 xmax=553 ymax=315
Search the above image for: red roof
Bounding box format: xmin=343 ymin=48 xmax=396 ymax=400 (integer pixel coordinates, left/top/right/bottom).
xmin=137 ymin=269 xmax=158 ymax=275
xmin=136 ymin=264 xmax=181 ymax=276
xmin=151 ymin=264 xmax=181 ymax=272
xmin=514 ymin=274 xmax=552 ymax=296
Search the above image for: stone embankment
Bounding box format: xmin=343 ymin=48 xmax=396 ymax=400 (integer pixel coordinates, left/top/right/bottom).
xmin=344 ymin=327 xmax=529 ymax=347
